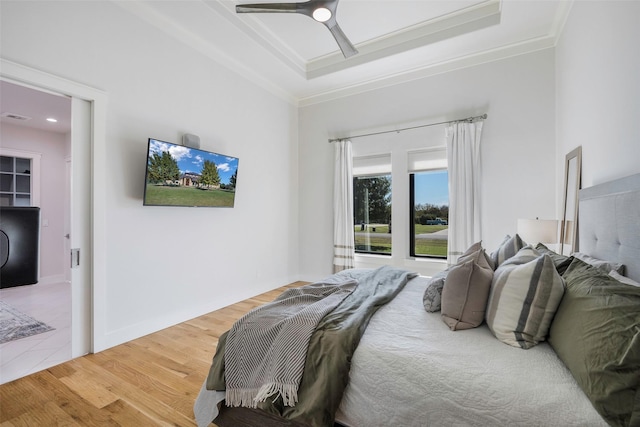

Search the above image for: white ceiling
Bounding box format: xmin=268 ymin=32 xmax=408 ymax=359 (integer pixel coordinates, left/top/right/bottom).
xmin=116 ymin=0 xmax=571 ymax=105
xmin=0 ymin=81 xmax=72 ymax=134
xmin=0 ymin=0 xmax=570 ymax=133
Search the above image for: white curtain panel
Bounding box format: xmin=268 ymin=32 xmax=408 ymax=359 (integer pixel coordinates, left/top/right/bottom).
xmin=333 ymin=140 xmax=355 ymax=273
xmin=446 ymin=121 xmax=484 ymax=265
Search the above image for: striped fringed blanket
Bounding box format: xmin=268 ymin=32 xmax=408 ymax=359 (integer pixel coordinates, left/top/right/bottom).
xmin=224 ymin=279 xmax=357 ymax=409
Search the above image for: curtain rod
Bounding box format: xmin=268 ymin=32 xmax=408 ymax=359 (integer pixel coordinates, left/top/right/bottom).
xmin=327 ymin=113 xmax=487 ymax=143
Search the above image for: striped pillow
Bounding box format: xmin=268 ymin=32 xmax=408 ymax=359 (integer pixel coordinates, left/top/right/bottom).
xmin=486 ymin=248 xmax=565 ymax=349
xmin=490 ymin=234 xmax=526 ymax=268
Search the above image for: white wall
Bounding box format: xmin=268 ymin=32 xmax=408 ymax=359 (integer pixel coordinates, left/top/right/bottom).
xmin=4 ymin=0 xmax=637 ymax=350
xmin=299 ymin=50 xmax=557 ymax=280
xmin=556 ymin=1 xmax=640 ymax=189
xmin=1 ymin=1 xmax=299 ymax=348
xmin=0 ymin=123 xmax=68 ymax=284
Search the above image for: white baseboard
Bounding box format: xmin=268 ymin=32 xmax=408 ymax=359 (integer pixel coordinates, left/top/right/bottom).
xmin=102 ymin=275 xmax=298 ymax=351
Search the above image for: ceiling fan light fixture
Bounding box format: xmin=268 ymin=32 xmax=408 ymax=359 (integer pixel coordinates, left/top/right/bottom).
xmin=312 ymin=7 xmax=332 ymax=22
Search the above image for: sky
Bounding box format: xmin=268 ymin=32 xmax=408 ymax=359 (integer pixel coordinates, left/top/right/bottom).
xmin=148 ymin=139 xmax=239 ymax=184
xmin=414 ymin=169 xmax=448 ymax=206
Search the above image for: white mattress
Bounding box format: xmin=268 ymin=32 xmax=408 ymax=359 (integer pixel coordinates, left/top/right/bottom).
xmin=335 ymin=275 xmax=607 ymax=427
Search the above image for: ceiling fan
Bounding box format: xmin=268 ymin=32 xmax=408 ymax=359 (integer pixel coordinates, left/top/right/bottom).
xmin=235 ymin=0 xmax=358 ymax=58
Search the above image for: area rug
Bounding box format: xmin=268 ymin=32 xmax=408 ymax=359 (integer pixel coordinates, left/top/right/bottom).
xmin=0 ymin=300 xmax=54 ymax=344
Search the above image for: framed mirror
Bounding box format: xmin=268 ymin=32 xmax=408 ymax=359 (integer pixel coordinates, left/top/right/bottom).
xmin=560 ymin=146 xmax=582 ymax=255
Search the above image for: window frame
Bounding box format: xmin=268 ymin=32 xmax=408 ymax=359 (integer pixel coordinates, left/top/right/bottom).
xmin=0 ymin=148 xmax=41 ymax=207
xmin=409 ymin=168 xmax=449 ymax=259
xmin=353 ymin=172 xmax=392 ymax=256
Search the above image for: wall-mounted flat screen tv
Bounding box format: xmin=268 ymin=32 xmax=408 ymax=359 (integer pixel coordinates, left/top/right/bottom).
xmin=143 ymin=138 xmax=239 ymax=207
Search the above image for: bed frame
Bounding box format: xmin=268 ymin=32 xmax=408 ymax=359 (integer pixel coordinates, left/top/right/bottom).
xmin=214 ymin=406 xmax=319 ymax=427
xmin=578 ymin=172 xmax=640 ymax=282
xmin=200 ymin=172 xmax=640 ymax=427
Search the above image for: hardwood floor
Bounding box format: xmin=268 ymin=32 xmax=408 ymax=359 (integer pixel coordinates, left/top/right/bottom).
xmin=0 ymin=282 xmax=305 ymax=426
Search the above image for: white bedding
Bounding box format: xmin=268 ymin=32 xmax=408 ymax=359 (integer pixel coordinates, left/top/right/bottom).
xmin=335 ymin=275 xmax=607 ymax=427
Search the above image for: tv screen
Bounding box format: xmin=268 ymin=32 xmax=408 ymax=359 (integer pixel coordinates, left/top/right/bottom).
xmin=143 ymin=138 xmax=239 ymax=207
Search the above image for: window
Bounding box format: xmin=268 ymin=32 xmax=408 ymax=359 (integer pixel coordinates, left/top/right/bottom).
xmin=351 ymin=145 xmax=448 ymax=264
xmin=408 ymin=148 xmax=448 ymax=258
xmin=0 ymin=155 xmax=32 ymax=206
xmin=352 ymin=154 xmax=392 ymax=255
xmin=353 ymin=174 xmax=392 ymax=255
xmin=0 ymin=149 xmax=41 ymax=207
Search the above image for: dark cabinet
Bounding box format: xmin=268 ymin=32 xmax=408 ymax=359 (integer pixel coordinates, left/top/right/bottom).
xmin=0 ymin=206 xmax=40 ymax=288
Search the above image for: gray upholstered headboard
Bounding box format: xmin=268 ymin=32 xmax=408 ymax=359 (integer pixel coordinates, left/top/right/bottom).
xmin=579 ymin=173 xmax=640 ymax=283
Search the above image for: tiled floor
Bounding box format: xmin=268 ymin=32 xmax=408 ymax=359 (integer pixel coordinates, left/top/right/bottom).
xmin=0 ymin=281 xmax=71 ymax=385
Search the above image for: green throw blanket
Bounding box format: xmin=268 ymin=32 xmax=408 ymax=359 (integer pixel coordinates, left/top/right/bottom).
xmin=206 ymin=266 xmax=417 ymax=427
xmin=224 ymin=280 xmax=358 ymax=408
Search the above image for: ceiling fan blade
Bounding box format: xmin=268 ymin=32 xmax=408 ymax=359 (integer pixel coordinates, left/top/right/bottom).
xmin=236 ymin=0 xmax=359 ymax=58
xmin=326 ymin=22 xmax=358 ymax=58
xmin=236 ymin=3 xmax=297 ymax=13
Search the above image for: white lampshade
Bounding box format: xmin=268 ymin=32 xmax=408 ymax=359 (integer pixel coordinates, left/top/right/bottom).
xmin=517 ymin=219 xmax=560 ymax=245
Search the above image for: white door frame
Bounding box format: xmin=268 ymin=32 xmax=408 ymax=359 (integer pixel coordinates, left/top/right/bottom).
xmin=69 ymin=96 xmax=93 ymax=356
xmin=1 ymin=58 xmax=108 ymax=354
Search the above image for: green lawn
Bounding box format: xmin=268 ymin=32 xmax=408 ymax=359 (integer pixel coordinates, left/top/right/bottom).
xmin=414 ymin=239 xmax=448 ymax=257
xmin=414 ymin=224 xmax=448 ymax=257
xmin=354 ymin=224 xmax=447 ymax=234
xmin=144 ymin=184 xmax=235 ymax=207
xmin=354 ymin=235 xmax=392 ymax=254
xmin=354 ymin=224 xmax=448 ymax=257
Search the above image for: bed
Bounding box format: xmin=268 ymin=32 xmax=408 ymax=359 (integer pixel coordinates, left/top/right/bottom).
xmin=194 ymin=173 xmax=640 ymax=427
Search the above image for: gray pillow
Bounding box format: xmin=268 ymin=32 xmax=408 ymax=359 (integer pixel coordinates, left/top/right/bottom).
xmin=422 ymin=241 xmax=485 ymax=313
xmin=535 ymin=243 xmax=573 ymax=275
xmin=441 ymin=249 xmax=493 ymax=330
xmin=486 ymin=246 xmax=565 ymax=349
xmin=423 ymin=274 xmax=445 ymax=312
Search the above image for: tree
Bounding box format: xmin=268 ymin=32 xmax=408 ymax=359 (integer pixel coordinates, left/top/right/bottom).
xmin=229 ymin=170 xmax=237 ymax=189
xmin=414 ymin=203 xmax=449 ymax=224
xmin=199 ymin=160 xmax=220 ymax=188
xmin=353 ymin=176 xmax=391 ymax=224
xmin=147 ymin=151 xmax=180 ymax=184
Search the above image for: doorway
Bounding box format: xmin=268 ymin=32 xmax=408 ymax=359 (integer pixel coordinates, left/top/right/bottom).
xmin=0 ymin=58 xmax=108 ymax=373
xmin=0 ymin=81 xmax=87 ymax=383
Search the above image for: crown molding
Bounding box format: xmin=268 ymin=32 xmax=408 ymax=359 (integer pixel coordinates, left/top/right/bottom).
xmin=113 ymin=1 xmax=567 ymax=108
xmin=113 ymin=1 xmax=299 ymax=106
xmin=298 ymin=35 xmax=556 ymax=107
xmin=306 ymin=0 xmax=501 ymax=79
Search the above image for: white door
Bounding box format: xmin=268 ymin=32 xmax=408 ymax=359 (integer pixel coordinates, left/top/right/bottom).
xmin=64 ymin=157 xmax=71 ymax=284
xmin=70 ymin=97 xmax=92 ymax=358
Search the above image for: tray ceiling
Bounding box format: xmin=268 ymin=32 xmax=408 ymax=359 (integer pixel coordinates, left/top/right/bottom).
xmin=115 ymin=0 xmax=570 ymax=104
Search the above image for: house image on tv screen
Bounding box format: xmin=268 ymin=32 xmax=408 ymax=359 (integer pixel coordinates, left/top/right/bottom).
xmin=143 ymin=138 xmax=239 ymax=208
